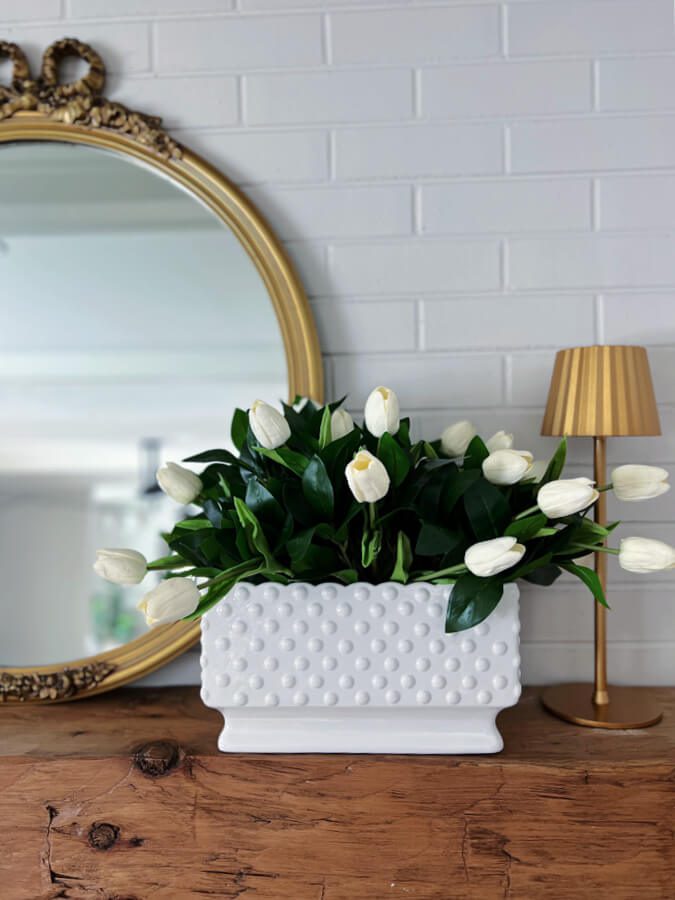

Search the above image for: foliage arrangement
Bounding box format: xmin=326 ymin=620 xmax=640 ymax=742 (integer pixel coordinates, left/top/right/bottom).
xmin=94 ymin=388 xmax=672 ymax=633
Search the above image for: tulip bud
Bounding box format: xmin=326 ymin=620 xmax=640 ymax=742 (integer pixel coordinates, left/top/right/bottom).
xmin=523 ymin=459 xmax=548 ymax=484
xmin=440 ymin=420 xmax=476 ymax=458
xmin=486 ymin=430 xmax=514 ymax=453
xmin=619 ymin=536 xmax=675 ymax=573
xmin=464 ymin=536 xmax=525 ymax=578
xmin=345 ymin=450 xmax=390 ymax=503
xmin=137 ymin=577 xmax=201 ymax=627
xmin=94 ymin=548 xmax=147 ymax=585
xmin=330 ymin=408 xmax=354 ymax=442
xmin=249 ymin=400 xmax=291 ymax=450
xmin=537 ymin=477 xmax=599 ymax=518
xmin=482 ymin=449 xmax=533 ymax=486
xmin=612 ymin=464 xmax=670 ymax=502
xmin=157 ymin=462 xmax=203 ymax=505
xmin=364 ymin=386 xmax=400 ymax=438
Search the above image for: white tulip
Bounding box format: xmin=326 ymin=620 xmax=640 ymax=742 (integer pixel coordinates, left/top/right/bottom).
xmin=482 ymin=449 xmax=533 ymax=486
xmin=612 ymin=465 xmax=670 ymax=502
xmin=537 ymin=477 xmax=599 ymax=518
xmin=364 ymin=386 xmax=400 ymax=438
xmin=464 ymin=536 xmax=525 ymax=578
xmin=137 ymin=577 xmax=201 ymax=627
xmin=345 ymin=450 xmax=390 ymax=503
xmin=486 ymin=430 xmax=514 ymax=453
xmin=440 ymin=420 xmax=476 ymax=457
xmin=619 ymin=536 xmax=675 ymax=573
xmin=249 ymin=400 xmax=291 ymax=450
xmin=157 ymin=462 xmax=203 ymax=505
xmin=94 ymin=548 xmax=147 ymax=585
xmin=330 ymin=408 xmax=354 ymax=441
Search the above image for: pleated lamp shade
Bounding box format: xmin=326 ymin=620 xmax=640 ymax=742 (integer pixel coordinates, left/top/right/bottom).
xmin=541 ymin=345 xmax=661 ymax=437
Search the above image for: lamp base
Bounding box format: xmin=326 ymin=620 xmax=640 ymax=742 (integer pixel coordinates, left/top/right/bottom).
xmin=541 ymin=683 xmax=663 ymax=729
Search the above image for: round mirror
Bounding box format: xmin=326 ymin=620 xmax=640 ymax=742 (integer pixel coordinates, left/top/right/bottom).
xmin=0 ymin=95 xmax=321 ymax=700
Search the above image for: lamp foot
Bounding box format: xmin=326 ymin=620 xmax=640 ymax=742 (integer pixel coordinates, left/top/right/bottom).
xmin=541 ymin=683 xmax=663 ymax=729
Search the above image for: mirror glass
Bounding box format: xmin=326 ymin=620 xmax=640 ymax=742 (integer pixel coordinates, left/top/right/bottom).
xmin=0 ymin=141 xmax=287 ymax=667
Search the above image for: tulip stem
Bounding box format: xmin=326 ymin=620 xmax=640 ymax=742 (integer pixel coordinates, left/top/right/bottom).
xmin=412 ymin=563 xmax=467 ymax=582
xmin=574 ymin=543 xmax=619 ymax=555
xmin=513 ymin=505 xmax=540 ymax=521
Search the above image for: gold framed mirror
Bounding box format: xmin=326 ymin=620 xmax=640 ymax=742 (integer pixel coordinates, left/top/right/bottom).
xmin=0 ymin=39 xmax=323 ymax=703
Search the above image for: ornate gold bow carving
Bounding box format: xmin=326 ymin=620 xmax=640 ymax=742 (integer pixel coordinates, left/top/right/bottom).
xmin=0 ymin=38 xmax=182 ymax=159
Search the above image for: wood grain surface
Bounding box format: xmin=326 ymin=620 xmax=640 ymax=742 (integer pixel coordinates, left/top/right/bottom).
xmin=1 ymin=686 xmax=673 ymax=899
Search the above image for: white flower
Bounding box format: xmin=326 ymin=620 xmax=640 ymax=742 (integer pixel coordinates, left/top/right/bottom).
xmin=157 ymin=462 xmax=203 ymax=505
xmin=93 ymin=548 xmax=147 ymax=585
xmin=249 ymin=400 xmax=291 ymax=450
xmin=537 ymin=477 xmax=599 ymax=518
xmin=330 ymin=408 xmax=354 ymax=441
xmin=619 ymin=536 xmax=675 ymax=573
xmin=364 ymin=386 xmax=400 ymax=438
xmin=486 ymin=430 xmax=514 ymax=453
xmin=345 ymin=450 xmax=390 ymax=503
xmin=612 ymin=465 xmax=670 ymax=502
xmin=482 ymin=449 xmax=533 ymax=486
xmin=440 ymin=420 xmax=476 ymax=457
xmin=464 ymin=536 xmax=525 ymax=578
xmin=137 ymin=577 xmax=201 ymax=627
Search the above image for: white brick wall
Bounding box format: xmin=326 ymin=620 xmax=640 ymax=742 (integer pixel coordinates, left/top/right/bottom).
xmin=7 ymin=0 xmax=675 ymax=687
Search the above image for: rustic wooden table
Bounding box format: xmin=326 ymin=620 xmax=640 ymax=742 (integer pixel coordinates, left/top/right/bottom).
xmin=1 ymin=686 xmax=673 ymax=899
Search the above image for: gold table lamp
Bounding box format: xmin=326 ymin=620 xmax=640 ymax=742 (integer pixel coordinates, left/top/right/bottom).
xmin=540 ymin=345 xmax=663 ymax=729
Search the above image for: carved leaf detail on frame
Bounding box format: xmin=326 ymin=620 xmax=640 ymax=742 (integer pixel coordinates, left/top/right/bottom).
xmin=0 ymin=662 xmax=117 ymax=702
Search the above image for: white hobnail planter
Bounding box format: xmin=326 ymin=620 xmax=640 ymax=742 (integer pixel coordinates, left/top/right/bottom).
xmin=200 ymin=582 xmax=521 ymax=754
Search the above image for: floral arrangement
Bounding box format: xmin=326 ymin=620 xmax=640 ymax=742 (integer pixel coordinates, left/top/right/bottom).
xmin=94 ymin=387 xmax=672 ymax=634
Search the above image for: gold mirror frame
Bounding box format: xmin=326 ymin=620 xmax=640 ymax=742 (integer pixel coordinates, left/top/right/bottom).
xmin=0 ymin=39 xmax=323 ymax=703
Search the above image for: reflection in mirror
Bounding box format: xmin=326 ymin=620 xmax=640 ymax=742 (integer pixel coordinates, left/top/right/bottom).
xmin=0 ymin=142 xmax=287 ymax=667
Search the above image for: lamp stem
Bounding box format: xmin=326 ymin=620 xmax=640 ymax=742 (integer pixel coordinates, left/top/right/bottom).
xmin=593 ymin=436 xmax=609 ymax=707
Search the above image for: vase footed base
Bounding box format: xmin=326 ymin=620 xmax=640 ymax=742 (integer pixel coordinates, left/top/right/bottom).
xmin=541 ymin=683 xmax=663 ymax=729
xmin=214 ymin=708 xmax=505 ymax=754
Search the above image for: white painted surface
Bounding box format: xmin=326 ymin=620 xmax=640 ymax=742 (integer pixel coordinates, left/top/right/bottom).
xmin=200 ymin=583 xmax=521 ymax=753
xmin=5 ymin=0 xmax=675 ymax=685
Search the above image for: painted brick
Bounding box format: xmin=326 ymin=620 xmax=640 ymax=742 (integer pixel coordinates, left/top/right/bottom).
xmin=424 ymin=296 xmax=595 ymax=351
xmin=244 ymin=69 xmax=413 ymax=125
xmin=598 ymin=57 xmax=675 ymax=112
xmin=0 ymin=0 xmax=60 ymax=21
xmin=312 ymin=300 xmax=417 ymax=354
xmin=155 ymin=14 xmax=322 ymax=72
xmin=508 ymin=235 xmax=675 ymax=290
xmin=511 ymin=116 xmax=675 ymax=173
xmin=508 ymin=0 xmax=675 ymax=57
xmin=3 ymin=23 xmax=151 ymax=73
xmin=246 ymin=185 xmax=412 ymax=239
xmin=67 ymin=0 xmax=234 ymax=16
xmin=172 ymin=130 xmax=329 ymax=183
xmin=330 ymin=5 xmax=500 ymax=64
xmin=420 ymin=179 xmax=591 ymax=235
xmin=110 ymin=76 xmax=238 ymax=128
xmin=603 ymin=294 xmax=675 ymax=345
xmin=329 ymin=239 xmax=501 ymax=295
xmin=598 ymin=175 xmax=675 ymax=229
xmin=422 ymin=61 xmax=591 ymax=118
xmin=335 ymin=123 xmax=503 ymax=179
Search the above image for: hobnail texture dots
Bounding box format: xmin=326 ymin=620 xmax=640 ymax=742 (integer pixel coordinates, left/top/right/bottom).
xmin=201 ymin=583 xmax=519 ymax=711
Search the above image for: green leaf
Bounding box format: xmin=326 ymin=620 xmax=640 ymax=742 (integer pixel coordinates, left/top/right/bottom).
xmin=445 ymin=574 xmax=503 ymax=633
xmin=440 ymin=467 xmax=480 ymax=516
xmin=245 ymin=478 xmax=285 ymax=527
xmin=378 ymin=432 xmax=411 ymax=487
xmin=361 ymin=529 xmax=382 ymax=569
xmin=391 ymin=532 xmax=413 ymax=583
xmin=415 ymin=523 xmax=462 ymax=557
xmin=230 ymin=408 xmax=249 ymax=451
xmin=255 ymin=445 xmax=309 ymax=476
xmin=302 ymin=455 xmax=335 ymax=519
xmin=561 ymin=561 xmax=609 ymax=608
xmin=463 ymin=435 xmax=489 ymax=470
xmin=540 ymin=436 xmax=567 ymax=486
xmin=505 ymin=513 xmax=548 ymax=541
xmin=463 ymin=480 xmax=511 ymax=540
xmin=146 ymin=554 xmax=187 ymax=570
xmin=233 ymin=497 xmax=276 ymax=569
xmin=184 ymin=448 xmax=243 ymax=466
xmin=174 ymin=518 xmax=213 ymax=531
xmin=318 ymin=405 xmax=333 ymax=450
xmin=523 ymin=564 xmax=562 ymax=586
xmin=333 ymin=568 xmax=359 ymax=584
